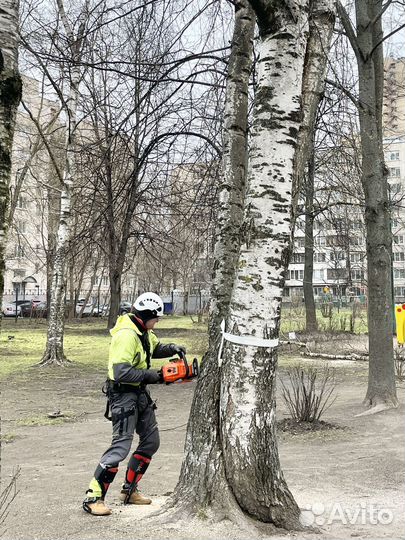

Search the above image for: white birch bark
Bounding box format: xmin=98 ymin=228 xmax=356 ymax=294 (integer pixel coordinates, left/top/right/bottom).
xmin=292 ymin=0 xmax=335 ymax=206
xmin=298 ymin=0 xmax=335 ymax=331
xmin=219 ymin=0 xmax=310 ymax=525
xmin=168 ymin=0 xmax=335 ymax=530
xmin=40 ymin=3 xmax=86 ymax=365
xmin=166 ymin=0 xmax=256 ymax=524
xmin=0 ymin=0 xmax=22 ymax=304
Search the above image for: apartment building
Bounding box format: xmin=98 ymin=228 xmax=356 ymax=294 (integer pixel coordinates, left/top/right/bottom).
xmin=3 ymin=76 xmax=55 ymax=302
xmin=3 ymin=77 xmax=113 ymax=305
xmin=284 ymin=57 xmax=405 ymax=304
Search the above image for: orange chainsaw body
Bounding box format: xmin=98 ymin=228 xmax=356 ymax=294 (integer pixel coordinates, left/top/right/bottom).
xmin=161 ymin=357 xmax=199 ymax=384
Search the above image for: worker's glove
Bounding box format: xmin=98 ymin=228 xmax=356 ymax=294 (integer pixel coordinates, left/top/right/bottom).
xmin=143 ymin=370 xmax=161 ymax=384
xmin=170 ymin=344 xmax=186 ymax=359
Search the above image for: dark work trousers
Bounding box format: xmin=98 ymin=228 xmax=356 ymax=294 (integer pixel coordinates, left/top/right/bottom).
xmin=98 ymin=390 xmax=160 ymax=469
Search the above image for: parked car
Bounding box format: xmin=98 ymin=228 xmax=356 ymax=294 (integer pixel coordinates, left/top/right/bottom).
xmin=92 ymin=304 xmax=109 ymax=317
xmin=20 ymin=302 xmax=36 ymax=317
xmin=2 ymin=299 xmax=31 ymax=317
xmin=119 ymin=301 xmax=132 ymax=315
xmin=32 ymin=302 xmax=48 ymax=318
xmin=2 ymin=302 xmax=21 ymax=317
xmin=75 ymin=299 xmax=93 ymax=317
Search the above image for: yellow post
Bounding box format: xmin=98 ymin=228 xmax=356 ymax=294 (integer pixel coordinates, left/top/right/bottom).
xmin=395 ymin=304 xmax=405 ymax=345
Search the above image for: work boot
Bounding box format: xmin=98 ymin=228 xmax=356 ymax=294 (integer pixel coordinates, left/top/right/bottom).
xmin=119 ymin=488 xmax=152 ymax=505
xmin=83 ymin=497 xmax=112 ymax=516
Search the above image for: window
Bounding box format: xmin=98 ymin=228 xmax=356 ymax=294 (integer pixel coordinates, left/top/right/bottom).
xmin=314 ymin=252 xmax=326 ymax=263
xmin=289 ymin=269 xmax=304 ymax=281
xmin=313 ymin=269 xmax=324 ymax=280
xmin=330 ymin=251 xmax=345 ymax=261
xmin=350 ymin=236 xmax=364 ymax=246
xmin=103 ymin=276 xmax=108 ymax=286
xmin=389 ymin=167 xmax=401 ymax=177
xmin=14 ymin=245 xmax=25 ymax=258
xmin=15 ymin=221 xmax=26 ymax=234
xmin=350 ymin=252 xmax=363 ymax=263
xmin=326 ymin=236 xmax=340 ymax=246
xmin=16 ymin=196 xmax=27 ymax=209
xmin=352 ymin=269 xmax=365 ymax=281
xmin=394 ymin=287 xmax=405 ymax=297
xmin=387 ymin=151 xmax=400 ymax=161
xmin=351 ymin=220 xmax=363 ymax=230
xmin=294 ymin=237 xmax=305 ymax=248
xmin=291 ymin=252 xmax=305 ymax=264
xmin=327 ymin=268 xmax=347 ymax=280
xmin=314 ymin=236 xmax=326 ymax=246
xmin=389 ymin=183 xmax=402 ymax=195
xmin=394 ymin=235 xmax=404 ymax=245
xmin=394 ymin=269 xmax=405 ymax=279
xmin=392 ymin=219 xmax=399 ymax=228
xmin=393 ymin=252 xmax=405 ymax=262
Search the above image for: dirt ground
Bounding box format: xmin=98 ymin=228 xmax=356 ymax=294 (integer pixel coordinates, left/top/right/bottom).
xmin=1 ymin=354 xmax=404 ymax=540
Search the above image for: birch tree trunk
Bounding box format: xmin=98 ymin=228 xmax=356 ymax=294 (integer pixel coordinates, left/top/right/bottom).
xmin=298 ymin=0 xmax=335 ymax=332
xmin=337 ymin=0 xmax=398 ymax=410
xmin=292 ymin=0 xmax=335 ymax=203
xmin=40 ymin=3 xmax=85 ymax=365
xmin=217 ymin=0 xmax=310 ymax=526
xmin=0 ymin=1 xmax=22 ymax=305
xmin=167 ymin=0 xmax=336 ymax=530
xmin=169 ymin=0 xmax=255 ymax=522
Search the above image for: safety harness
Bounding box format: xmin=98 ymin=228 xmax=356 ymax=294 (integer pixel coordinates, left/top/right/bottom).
xmin=103 ymin=315 xmax=154 ymax=421
xmin=102 ymin=380 xmax=155 ymax=422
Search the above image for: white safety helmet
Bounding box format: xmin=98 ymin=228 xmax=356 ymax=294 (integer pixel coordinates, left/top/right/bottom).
xmin=133 ymin=292 xmax=164 ymax=318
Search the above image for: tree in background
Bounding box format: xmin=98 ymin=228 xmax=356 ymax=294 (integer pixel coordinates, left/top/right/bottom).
xmin=337 ymin=0 xmax=398 ymax=410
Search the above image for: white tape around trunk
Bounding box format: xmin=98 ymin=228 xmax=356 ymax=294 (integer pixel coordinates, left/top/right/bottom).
xmin=218 ymin=320 xmax=279 ymax=366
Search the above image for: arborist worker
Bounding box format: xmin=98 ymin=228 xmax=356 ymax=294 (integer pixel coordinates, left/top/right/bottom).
xmin=83 ymin=292 xmax=186 ymax=516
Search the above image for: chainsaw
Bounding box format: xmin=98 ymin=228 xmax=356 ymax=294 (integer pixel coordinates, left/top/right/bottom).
xmin=159 ymin=356 xmax=199 ymax=384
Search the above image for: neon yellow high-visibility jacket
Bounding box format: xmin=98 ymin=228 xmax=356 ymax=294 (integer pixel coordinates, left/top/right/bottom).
xmin=108 ymin=313 xmax=164 ymax=387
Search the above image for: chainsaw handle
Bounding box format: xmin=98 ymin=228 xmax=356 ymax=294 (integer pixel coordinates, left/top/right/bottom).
xmin=183 ymin=357 xmax=189 ymax=378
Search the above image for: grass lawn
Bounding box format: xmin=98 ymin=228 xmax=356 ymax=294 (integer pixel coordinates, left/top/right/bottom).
xmin=0 ymin=305 xmax=368 ymax=379
xmin=0 ymin=315 xmax=208 ymax=379
xmin=281 ymin=304 xmax=368 ymax=334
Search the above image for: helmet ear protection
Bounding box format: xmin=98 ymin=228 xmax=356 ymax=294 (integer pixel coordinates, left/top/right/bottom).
xmin=133 ymin=292 xmax=164 ymax=318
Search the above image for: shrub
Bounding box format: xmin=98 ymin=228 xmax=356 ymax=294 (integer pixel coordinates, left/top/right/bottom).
xmin=279 ymin=365 xmax=337 ymax=422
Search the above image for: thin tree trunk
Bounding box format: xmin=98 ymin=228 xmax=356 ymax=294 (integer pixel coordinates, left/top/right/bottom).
xmin=169 ymin=0 xmax=255 ymax=523
xmin=78 ymin=260 xmax=99 ymax=318
xmin=40 ymin=4 xmax=85 ymax=365
xmin=67 ymin=260 xmax=75 ymax=320
xmin=304 ymin=149 xmax=318 ymax=331
xmin=355 ymin=0 xmax=397 ymax=408
xmin=295 ymin=0 xmax=335 ymax=334
xmin=292 ymin=0 xmax=335 ymax=205
xmin=0 ymin=1 xmax=22 ymax=308
xmin=108 ymin=269 xmax=121 ymax=328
